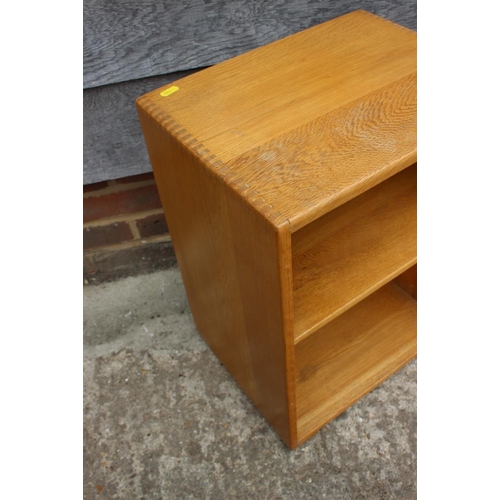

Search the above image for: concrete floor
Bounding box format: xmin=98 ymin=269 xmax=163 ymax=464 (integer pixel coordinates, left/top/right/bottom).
xmin=84 ymin=267 xmax=417 ymax=499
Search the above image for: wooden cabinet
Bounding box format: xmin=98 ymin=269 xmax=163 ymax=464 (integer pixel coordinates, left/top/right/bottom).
xmin=137 ymin=10 xmax=417 ymax=449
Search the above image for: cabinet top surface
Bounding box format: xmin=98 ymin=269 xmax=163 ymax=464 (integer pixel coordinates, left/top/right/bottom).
xmin=138 ymin=10 xmax=416 ymax=231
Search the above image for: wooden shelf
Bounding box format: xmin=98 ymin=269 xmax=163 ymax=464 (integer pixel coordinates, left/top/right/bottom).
xmin=138 ymin=11 xmax=417 ymax=449
xmin=295 ymin=282 xmax=417 ymax=445
xmin=292 ymin=165 xmax=417 ymax=343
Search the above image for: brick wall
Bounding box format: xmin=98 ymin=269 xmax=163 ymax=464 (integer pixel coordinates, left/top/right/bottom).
xmin=84 ymin=173 xmax=176 ymax=284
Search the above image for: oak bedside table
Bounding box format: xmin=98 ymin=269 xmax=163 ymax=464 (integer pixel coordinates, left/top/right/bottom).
xmin=137 ymin=10 xmax=417 ymax=449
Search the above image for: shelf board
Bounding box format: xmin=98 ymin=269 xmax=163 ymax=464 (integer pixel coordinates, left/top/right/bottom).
xmin=295 ymin=282 xmax=417 ymax=445
xmin=292 ymin=164 xmax=416 ymax=342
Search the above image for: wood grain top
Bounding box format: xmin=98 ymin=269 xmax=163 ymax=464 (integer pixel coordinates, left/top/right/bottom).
xmin=137 ymin=10 xmax=416 ymax=230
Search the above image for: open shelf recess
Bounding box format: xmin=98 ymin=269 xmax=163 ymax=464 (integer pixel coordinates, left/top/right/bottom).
xmin=295 ymin=281 xmax=417 ymax=444
xmin=292 ymin=164 xmax=417 ymax=343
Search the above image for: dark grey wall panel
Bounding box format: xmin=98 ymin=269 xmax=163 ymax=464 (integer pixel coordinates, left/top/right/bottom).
xmin=83 ymin=1 xmax=416 ymax=88
xmin=84 ymin=70 xmax=200 ymax=184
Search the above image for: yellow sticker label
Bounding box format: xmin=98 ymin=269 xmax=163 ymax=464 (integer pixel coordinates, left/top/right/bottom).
xmin=160 ymin=86 xmax=179 ymax=97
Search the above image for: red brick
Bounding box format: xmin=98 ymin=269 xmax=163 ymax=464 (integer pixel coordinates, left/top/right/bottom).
xmin=83 ymin=181 xmax=108 ymax=193
xmin=83 ymin=184 xmax=162 ymax=223
xmin=115 ymin=172 xmax=155 ymax=184
xmin=84 ymin=222 xmax=134 ymax=250
xmin=136 ymin=213 xmax=169 ymax=238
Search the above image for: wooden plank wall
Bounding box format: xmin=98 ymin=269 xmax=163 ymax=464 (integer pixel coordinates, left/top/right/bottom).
xmin=84 ymin=70 xmax=200 ymax=184
xmin=83 ymin=0 xmax=416 ymax=184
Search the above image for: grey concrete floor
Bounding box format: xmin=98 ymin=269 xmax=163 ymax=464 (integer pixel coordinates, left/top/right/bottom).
xmin=84 ymin=267 xmax=416 ymax=499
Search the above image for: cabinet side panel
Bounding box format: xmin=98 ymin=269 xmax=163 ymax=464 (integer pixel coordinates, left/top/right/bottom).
xmin=225 ymin=193 xmax=297 ymax=449
xmin=137 ymin=105 xmax=292 ymax=447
